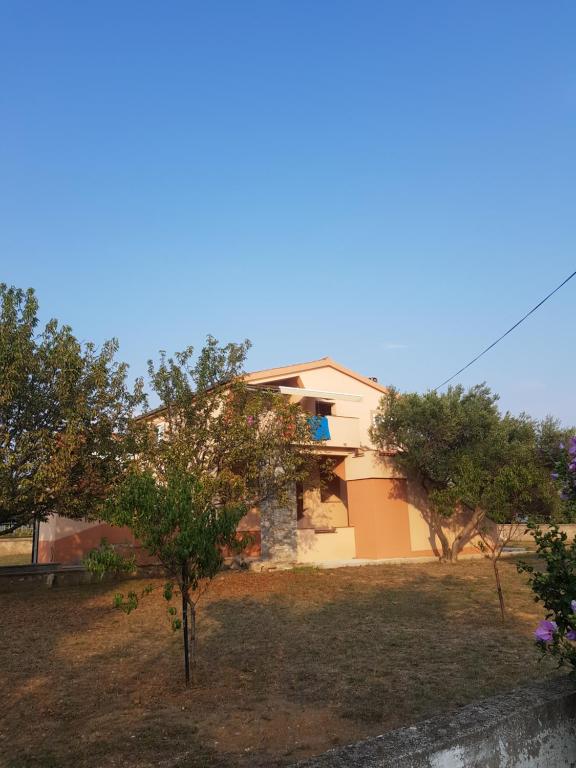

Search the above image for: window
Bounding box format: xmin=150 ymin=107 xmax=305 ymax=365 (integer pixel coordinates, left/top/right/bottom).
xmin=315 ymin=400 xmax=333 ymax=417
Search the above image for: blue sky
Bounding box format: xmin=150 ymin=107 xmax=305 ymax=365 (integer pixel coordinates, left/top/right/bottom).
xmin=1 ymin=1 xmax=575 ymax=422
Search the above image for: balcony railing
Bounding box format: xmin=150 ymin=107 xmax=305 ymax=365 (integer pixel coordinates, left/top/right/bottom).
xmin=308 ymin=415 xmax=360 ymax=449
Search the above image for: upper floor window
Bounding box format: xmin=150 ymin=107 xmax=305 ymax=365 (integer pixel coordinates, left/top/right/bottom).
xmin=315 ymin=400 xmax=333 ymax=417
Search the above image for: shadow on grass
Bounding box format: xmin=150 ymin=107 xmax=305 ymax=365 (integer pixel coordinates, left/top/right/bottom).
xmin=0 ymin=558 xmax=552 ymax=768
xmin=201 ymin=561 xmax=549 ymax=729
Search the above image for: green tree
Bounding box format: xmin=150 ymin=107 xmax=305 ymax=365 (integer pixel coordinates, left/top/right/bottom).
xmin=371 ymin=385 xmax=557 ymax=565
xmin=536 ymin=416 xmax=576 ymax=521
xmin=471 ymin=416 xmax=558 ymax=617
xmin=0 ymin=285 xmax=145 ymax=535
xmin=101 ymin=337 xmax=315 ymax=684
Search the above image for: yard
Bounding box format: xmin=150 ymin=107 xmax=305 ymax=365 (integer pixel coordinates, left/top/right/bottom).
xmin=0 ymin=557 xmax=558 ymax=768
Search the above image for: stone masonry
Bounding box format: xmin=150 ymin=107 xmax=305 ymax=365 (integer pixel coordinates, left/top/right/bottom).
xmin=260 ymin=485 xmax=298 ymax=563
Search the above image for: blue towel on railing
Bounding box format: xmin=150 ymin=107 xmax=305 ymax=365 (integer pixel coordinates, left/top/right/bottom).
xmin=308 ymin=415 xmax=331 ymax=441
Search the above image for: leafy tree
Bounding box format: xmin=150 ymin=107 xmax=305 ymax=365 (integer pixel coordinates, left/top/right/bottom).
xmin=536 ymin=416 xmax=572 ymax=469
xmin=0 ymin=285 xmax=145 ymax=535
xmin=536 ymin=418 xmax=576 ymax=521
xmin=371 ymin=385 xmax=557 ymax=565
xmin=472 ymin=420 xmax=558 ymax=618
xmin=101 ymin=337 xmax=315 ymax=684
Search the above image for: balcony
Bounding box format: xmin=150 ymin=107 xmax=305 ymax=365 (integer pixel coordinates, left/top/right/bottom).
xmin=309 ymin=414 xmax=359 ymax=449
xmin=326 ymin=415 xmax=360 ymax=448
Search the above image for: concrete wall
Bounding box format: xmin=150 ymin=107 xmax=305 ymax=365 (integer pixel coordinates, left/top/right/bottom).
xmin=296 ymin=527 xmax=356 ymax=563
xmin=39 ymin=514 xmax=261 ymax=564
xmin=292 ymin=676 xmax=576 ymax=768
xmin=37 ymin=518 xmax=143 ymax=565
xmin=0 ymin=538 xmax=33 ymax=555
xmin=347 ymin=478 xmax=413 ymax=559
xmin=337 ymin=452 xmax=480 ymax=560
xmin=499 ymin=524 xmax=576 ymax=542
xmin=298 ymin=462 xmax=349 ymax=530
xmin=406 ymin=480 xmax=482 ymax=558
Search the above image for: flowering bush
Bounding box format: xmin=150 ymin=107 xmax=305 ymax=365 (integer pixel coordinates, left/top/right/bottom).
xmin=519 ymin=438 xmax=576 ymax=667
xmin=519 ymin=524 xmax=576 ymax=668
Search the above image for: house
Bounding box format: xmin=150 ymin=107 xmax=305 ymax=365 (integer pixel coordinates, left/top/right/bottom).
xmin=37 ymin=357 xmax=478 ymax=565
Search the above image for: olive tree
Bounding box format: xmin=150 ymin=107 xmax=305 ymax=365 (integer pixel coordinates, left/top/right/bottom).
xmin=371 ymin=384 xmax=558 ymax=617
xmin=371 ymin=385 xmax=557 ymax=566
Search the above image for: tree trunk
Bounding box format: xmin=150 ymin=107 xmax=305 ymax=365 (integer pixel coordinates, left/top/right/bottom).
xmin=450 ymin=507 xmax=484 ymax=562
xmin=182 ymin=586 xmax=191 ymax=686
xmin=429 ymin=508 xmax=452 ymax=562
xmin=436 ymin=523 xmax=452 ymax=562
xmin=181 ymin=564 xmax=195 ymax=685
xmin=493 ymin=558 xmax=506 ymax=620
xmin=190 ymin=601 xmax=196 ymax=665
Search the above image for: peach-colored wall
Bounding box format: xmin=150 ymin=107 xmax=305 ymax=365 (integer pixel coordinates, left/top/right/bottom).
xmin=221 ymin=531 xmax=261 ymax=558
xmin=341 ymin=452 xmax=399 ymax=481
xmin=39 ymin=516 xmax=261 ymax=564
xmin=347 ymin=478 xmax=413 ymax=558
xmin=39 ymin=515 xmax=103 ymax=544
xmin=297 ymin=463 xmax=349 ymax=530
xmin=406 ymin=481 xmax=481 ymax=557
xmin=237 ymin=507 xmax=261 ymax=531
xmin=38 ymin=521 xmax=141 ymax=565
xmin=296 ymin=527 xmax=356 ymax=562
xmin=298 ymin=486 xmax=349 ymax=529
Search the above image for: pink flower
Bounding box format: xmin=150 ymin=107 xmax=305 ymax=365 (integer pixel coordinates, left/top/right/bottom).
xmin=570 ymin=600 xmax=576 ymax=613
xmin=567 ymin=629 xmax=576 ymax=641
xmin=535 ymin=620 xmax=557 ymax=643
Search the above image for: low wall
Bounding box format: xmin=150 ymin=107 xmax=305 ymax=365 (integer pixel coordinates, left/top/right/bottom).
xmin=0 ymin=538 xmax=33 ymax=555
xmin=501 ymin=524 xmax=576 ymax=543
xmin=0 ymin=563 xmax=166 ymax=591
xmin=292 ymin=676 xmax=576 ymax=768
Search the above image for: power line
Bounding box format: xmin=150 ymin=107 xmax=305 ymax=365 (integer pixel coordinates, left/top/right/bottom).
xmin=433 ymin=267 xmax=576 ymax=391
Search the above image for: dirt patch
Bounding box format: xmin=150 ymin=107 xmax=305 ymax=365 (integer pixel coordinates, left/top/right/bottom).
xmin=0 ymin=557 xmax=557 ymax=767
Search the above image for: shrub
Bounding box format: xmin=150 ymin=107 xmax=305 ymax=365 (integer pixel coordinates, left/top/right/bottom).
xmin=83 ymin=539 xmax=136 ymax=579
xmin=518 ymin=525 xmax=576 ymax=668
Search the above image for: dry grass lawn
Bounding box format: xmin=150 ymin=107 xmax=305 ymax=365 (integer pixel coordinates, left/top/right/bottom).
xmin=0 ymin=557 xmax=558 ymax=768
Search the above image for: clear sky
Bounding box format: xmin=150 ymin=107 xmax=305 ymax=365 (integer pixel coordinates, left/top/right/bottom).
xmin=1 ymin=1 xmax=575 ymax=422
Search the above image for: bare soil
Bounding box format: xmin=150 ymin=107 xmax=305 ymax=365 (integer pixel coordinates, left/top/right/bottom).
xmin=0 ymin=557 xmax=556 ymax=768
